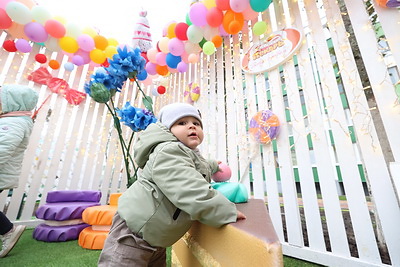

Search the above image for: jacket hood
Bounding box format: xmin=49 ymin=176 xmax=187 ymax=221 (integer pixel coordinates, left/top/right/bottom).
xmin=134 ymin=122 xmax=177 ymax=168
xmin=1 ymin=84 xmax=38 ymax=113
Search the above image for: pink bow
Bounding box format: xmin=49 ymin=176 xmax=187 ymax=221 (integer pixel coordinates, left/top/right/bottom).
xmin=27 ymin=67 xmax=86 ymax=105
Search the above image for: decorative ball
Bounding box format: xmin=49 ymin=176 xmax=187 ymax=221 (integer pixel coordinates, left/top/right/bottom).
xmin=212 ymin=162 xmax=232 ymax=182
xmin=249 ymin=110 xmax=280 ymax=144
xmin=49 ymin=59 xmax=60 ymax=70
xmin=157 ymin=85 xmax=166 ymax=94
xmin=35 ymin=53 xmax=47 ymax=64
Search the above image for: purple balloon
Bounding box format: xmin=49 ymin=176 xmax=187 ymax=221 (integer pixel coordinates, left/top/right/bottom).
xmin=77 ymin=34 xmax=95 ymax=52
xmin=72 ymin=55 xmax=84 ymax=66
xmin=15 ymin=39 xmax=32 ymax=53
xmin=177 ymin=62 xmax=188 ymax=73
xmin=146 ymin=62 xmax=157 ymax=75
xmin=24 ymin=22 xmax=48 ymax=43
xmin=189 ymin=3 xmax=208 ymax=27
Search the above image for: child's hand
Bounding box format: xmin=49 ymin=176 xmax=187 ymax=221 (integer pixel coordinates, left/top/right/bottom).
xmin=236 ymin=210 xmax=246 ymax=220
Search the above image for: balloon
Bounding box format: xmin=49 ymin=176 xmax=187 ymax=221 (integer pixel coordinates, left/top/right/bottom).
xmin=168 ymin=38 xmax=184 ymax=56
xmin=72 ymin=55 xmax=84 ymax=66
xmin=104 ymin=45 xmax=117 ymax=59
xmin=151 ymin=87 xmax=160 ymax=96
xmin=157 ymin=85 xmax=166 ymax=94
xmin=206 ymin=7 xmax=223 ymax=28
xmin=175 ymin=22 xmax=189 ymax=41
xmin=242 ymin=3 xmax=258 ymax=21
xmin=24 ymin=22 xmax=48 ymax=43
xmin=31 ymin=6 xmax=51 ymax=24
xmin=5 ymin=1 xmax=31 ymax=25
xmin=156 ymin=52 xmax=167 ymax=66
xmin=185 ymin=41 xmax=201 ymax=54
xmin=0 ymin=0 xmax=13 ymax=9
xmin=202 ymin=41 xmax=215 ymax=55
xmin=0 ymin=8 xmax=12 ymax=29
xmin=77 ymin=34 xmax=95 ymax=52
xmin=250 ymin=0 xmax=272 ymax=12
xmin=189 ymin=2 xmax=208 ymax=27
xmin=249 ymin=110 xmax=280 ymax=144
xmin=82 ymin=26 xmax=97 ymax=37
xmin=44 ymin=19 xmax=66 ymax=38
xmin=136 ymin=70 xmax=148 ymax=81
xmin=166 ymin=53 xmax=181 ymax=68
xmin=156 ymin=64 xmax=169 ymax=76
xmin=222 ymin=10 xmax=244 ymax=35
xmin=203 ymin=25 xmax=219 ymax=40
xmin=107 ymin=38 xmax=118 ymax=47
xmin=212 ymin=162 xmax=232 ymax=182
xmin=93 ymin=35 xmax=108 ymax=50
xmin=15 ymin=38 xmax=31 ymax=53
xmin=2 ymin=39 xmax=17 ymax=52
xmin=64 ymin=62 xmax=74 ymax=72
xmin=49 ymin=59 xmax=60 ymax=70
xmin=185 ymin=13 xmax=192 ymax=26
xmin=35 ymin=53 xmax=47 ymax=63
xmin=253 ymin=21 xmax=267 ymax=36
xmin=147 ymin=48 xmax=158 ymax=63
xmin=44 ymin=37 xmax=61 ymax=52
xmin=65 ymin=23 xmax=81 ymax=38
xmin=90 ymin=49 xmax=106 ymax=64
xmin=203 ymin=0 xmax=216 ymax=9
xmin=188 ymin=53 xmax=199 ymax=63
xmin=59 ymin=36 xmax=79 ymax=53
xmin=158 ymin=37 xmax=170 ymax=53
xmin=199 ymin=38 xmax=207 ymax=48
xmin=146 ymin=62 xmax=157 ymax=75
xmin=215 ymin=0 xmax=231 ymax=10
xmin=167 ymin=22 xmax=177 ymax=38
xmin=230 ymin=0 xmax=248 ymax=13
xmin=212 ymin=35 xmax=223 ymax=48
xmin=180 ymin=51 xmax=189 ymax=63
xmin=187 ymin=25 xmax=203 ymax=43
xmin=177 ymin=61 xmax=188 ymax=73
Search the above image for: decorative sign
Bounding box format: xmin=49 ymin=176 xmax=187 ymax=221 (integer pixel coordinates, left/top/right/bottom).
xmin=241 ymin=27 xmax=303 ymax=74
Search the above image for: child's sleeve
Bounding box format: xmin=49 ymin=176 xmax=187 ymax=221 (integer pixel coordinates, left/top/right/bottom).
xmin=152 ymin=144 xmax=237 ymax=227
xmin=207 ymin=159 xmax=219 ymax=174
xmin=0 ymin=120 xmax=26 ymax=165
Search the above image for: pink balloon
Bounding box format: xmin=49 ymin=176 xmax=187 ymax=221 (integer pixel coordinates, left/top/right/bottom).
xmin=145 ymin=62 xmax=157 ymax=75
xmin=230 ymin=0 xmax=248 ymax=13
xmin=189 ymin=3 xmax=208 ymax=27
xmin=168 ymin=66 xmax=178 ymax=73
xmin=0 ymin=0 xmax=12 ymax=9
xmin=15 ymin=38 xmax=31 ymax=53
xmin=177 ymin=62 xmax=188 ymax=73
xmin=24 ymin=22 xmax=48 ymax=43
xmin=77 ymin=34 xmax=95 ymax=52
xmin=75 ymin=49 xmax=90 ymax=64
xmin=212 ymin=163 xmax=232 ymax=182
xmin=181 ymin=51 xmax=189 ymax=63
xmin=219 ymin=24 xmax=229 ymax=37
xmin=242 ymin=2 xmax=259 ymax=21
xmin=168 ymin=38 xmax=184 ymax=56
xmin=155 ymin=52 xmax=167 ymax=66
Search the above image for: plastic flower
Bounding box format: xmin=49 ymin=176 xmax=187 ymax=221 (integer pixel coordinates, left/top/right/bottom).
xmin=117 ymin=102 xmax=157 ymax=132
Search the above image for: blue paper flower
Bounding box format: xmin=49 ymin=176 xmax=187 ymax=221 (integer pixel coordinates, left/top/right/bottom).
xmin=117 ymin=102 xmax=157 ymax=132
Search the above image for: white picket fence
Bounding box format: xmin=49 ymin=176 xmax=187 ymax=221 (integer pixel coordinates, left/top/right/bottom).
xmin=1 ymin=0 xmax=399 ymax=266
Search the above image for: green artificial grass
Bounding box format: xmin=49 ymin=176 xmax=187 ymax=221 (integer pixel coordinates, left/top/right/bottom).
xmin=1 ymin=228 xmax=321 ymax=266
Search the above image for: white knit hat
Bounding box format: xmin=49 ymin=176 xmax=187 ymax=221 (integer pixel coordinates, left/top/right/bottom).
xmin=158 ymin=103 xmax=202 ymax=129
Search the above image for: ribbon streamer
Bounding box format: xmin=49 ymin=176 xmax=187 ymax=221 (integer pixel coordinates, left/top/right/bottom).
xmin=27 ymin=67 xmax=86 ymax=105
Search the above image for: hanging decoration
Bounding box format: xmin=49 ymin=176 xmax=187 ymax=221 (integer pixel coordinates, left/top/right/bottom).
xmin=132 ymin=10 xmax=153 ymax=53
xmin=184 ymin=82 xmax=200 ymax=104
xmin=249 ymin=110 xmax=280 ymax=144
xmin=27 ymin=67 xmax=86 ymax=105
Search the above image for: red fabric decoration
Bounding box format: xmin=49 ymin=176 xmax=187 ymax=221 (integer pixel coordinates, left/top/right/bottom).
xmin=27 ymin=67 xmax=86 ymax=105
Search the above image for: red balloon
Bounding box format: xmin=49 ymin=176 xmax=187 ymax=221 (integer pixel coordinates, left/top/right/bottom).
xmin=157 ymin=85 xmax=166 ymax=94
xmin=35 ymin=53 xmax=47 ymax=64
xmin=216 ymin=0 xmax=231 ymax=10
xmin=206 ymin=7 xmax=224 ymax=27
xmin=2 ymin=40 xmax=17 ymax=52
xmin=0 ymin=8 xmax=12 ymax=29
xmin=175 ymin=22 xmax=189 ymax=41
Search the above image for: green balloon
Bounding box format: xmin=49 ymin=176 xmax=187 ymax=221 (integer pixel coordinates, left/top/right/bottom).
xmin=199 ymin=38 xmax=207 ymax=48
xmin=186 ymin=13 xmax=192 ymax=26
xmin=250 ymin=0 xmax=272 ymax=12
xmin=202 ymin=41 xmax=215 ymax=56
xmin=253 ymin=21 xmax=267 ymax=36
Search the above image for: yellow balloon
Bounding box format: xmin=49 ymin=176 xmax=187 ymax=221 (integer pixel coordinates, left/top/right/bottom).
xmin=82 ymin=27 xmax=97 ymax=37
xmin=90 ymin=49 xmax=106 ymax=64
xmin=59 ymin=36 xmax=79 ymax=53
xmin=202 ymin=0 xmax=216 ymax=9
xmin=105 ymin=46 xmax=117 ymax=59
xmin=93 ymin=35 xmax=108 ymax=50
xmin=167 ymin=23 xmax=177 ymax=39
xmin=107 ymin=38 xmax=119 ymax=47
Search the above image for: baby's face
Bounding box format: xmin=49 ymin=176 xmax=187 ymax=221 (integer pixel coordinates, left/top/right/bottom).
xmin=170 ymin=116 xmax=204 ymax=149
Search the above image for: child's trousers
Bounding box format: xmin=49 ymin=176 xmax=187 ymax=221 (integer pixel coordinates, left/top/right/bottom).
xmin=98 ymin=212 xmax=166 ymax=267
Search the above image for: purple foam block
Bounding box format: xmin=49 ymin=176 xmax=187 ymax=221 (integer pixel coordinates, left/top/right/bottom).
xmin=35 ymin=202 xmax=100 ymax=221
xmin=33 ymin=223 xmax=89 ymax=242
xmin=46 ymin=190 xmax=101 ymax=203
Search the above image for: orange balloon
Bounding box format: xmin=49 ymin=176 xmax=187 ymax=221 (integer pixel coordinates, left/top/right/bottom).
xmin=93 ymin=35 xmax=108 ymax=50
xmin=222 ymin=10 xmax=244 ymax=34
xmin=212 ymin=35 xmax=223 ymax=48
xmin=156 ymin=65 xmax=169 ymax=76
xmin=49 ymin=59 xmax=60 ymax=70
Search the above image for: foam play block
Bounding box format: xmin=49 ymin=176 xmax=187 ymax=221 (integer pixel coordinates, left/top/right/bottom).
xmin=78 ymin=226 xmax=109 ymax=250
xmin=33 ymin=223 xmax=89 ymax=242
xmin=45 ymin=190 xmax=101 ymax=203
xmin=82 ymin=205 xmax=117 ymax=226
xmin=35 ymin=202 xmax=101 ymax=221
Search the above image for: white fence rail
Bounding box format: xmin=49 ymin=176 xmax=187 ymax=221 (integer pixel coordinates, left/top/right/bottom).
xmin=1 ymin=0 xmax=399 ymax=266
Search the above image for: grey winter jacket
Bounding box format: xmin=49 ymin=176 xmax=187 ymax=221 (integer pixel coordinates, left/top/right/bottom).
xmin=0 ymin=84 xmax=38 ymax=190
xmin=118 ymin=122 xmax=237 ymax=247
